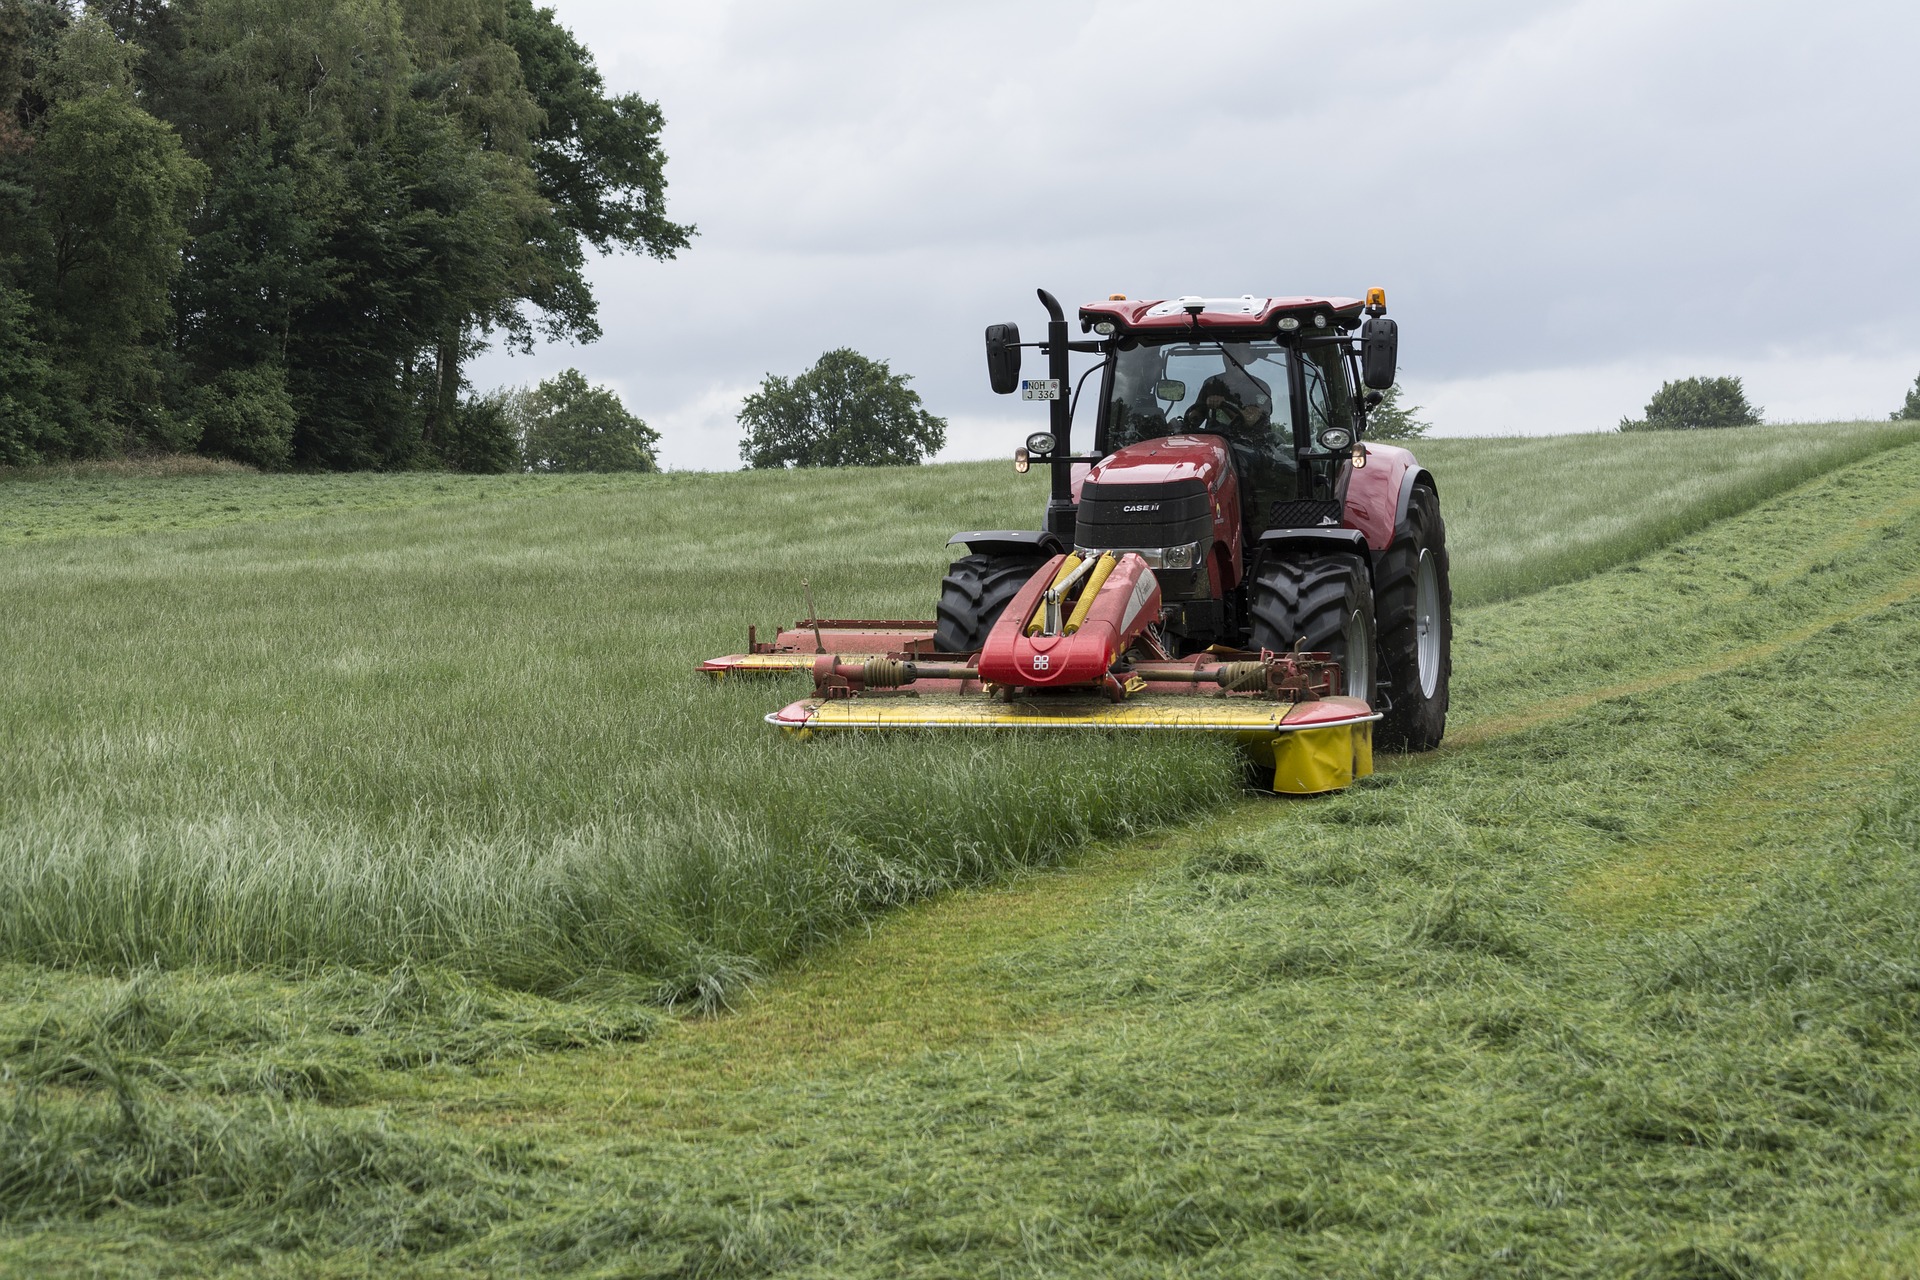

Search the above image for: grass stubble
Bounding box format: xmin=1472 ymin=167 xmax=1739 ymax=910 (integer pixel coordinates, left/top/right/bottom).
xmin=4 ymin=423 xmax=1920 ymax=1273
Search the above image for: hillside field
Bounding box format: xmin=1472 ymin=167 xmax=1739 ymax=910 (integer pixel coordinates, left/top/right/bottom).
xmin=4 ymin=419 xmax=1920 ymax=1275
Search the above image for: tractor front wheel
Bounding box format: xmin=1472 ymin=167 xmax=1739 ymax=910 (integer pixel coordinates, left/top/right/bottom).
xmin=1248 ymin=552 xmax=1377 ymax=704
xmin=1372 ymin=485 xmax=1451 ymax=751
xmin=933 ymin=552 xmax=1047 ymax=656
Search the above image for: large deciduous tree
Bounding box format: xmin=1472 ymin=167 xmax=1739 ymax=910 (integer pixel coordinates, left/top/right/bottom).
xmin=1619 ymin=376 xmax=1764 ymax=432
xmin=0 ymin=5 xmax=203 ymax=458
xmin=516 ymin=368 xmax=658 ymax=472
xmin=4 ymin=0 xmax=690 ymax=468
xmin=739 ymin=349 xmax=949 ymax=469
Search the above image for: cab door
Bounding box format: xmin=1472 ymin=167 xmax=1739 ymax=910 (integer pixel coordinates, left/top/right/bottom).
xmin=1298 ymin=345 xmax=1356 ymax=504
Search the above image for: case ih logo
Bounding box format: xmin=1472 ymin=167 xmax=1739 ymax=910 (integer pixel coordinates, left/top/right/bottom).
xmin=1122 ymin=503 xmax=1161 ymax=513
xmin=1032 ymin=654 xmax=1050 ymax=671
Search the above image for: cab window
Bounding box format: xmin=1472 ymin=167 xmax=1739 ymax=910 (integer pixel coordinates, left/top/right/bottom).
xmin=1104 ymin=341 xmax=1293 ymax=453
xmin=1301 ymin=346 xmax=1354 ymax=454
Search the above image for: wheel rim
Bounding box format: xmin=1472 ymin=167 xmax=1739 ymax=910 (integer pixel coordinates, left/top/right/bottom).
xmin=1415 ymin=548 xmax=1441 ymax=698
xmin=1345 ymin=599 xmax=1374 ymax=697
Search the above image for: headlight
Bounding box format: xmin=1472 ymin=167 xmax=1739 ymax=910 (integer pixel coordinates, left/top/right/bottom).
xmin=1026 ymin=432 xmax=1056 ymax=455
xmin=1082 ymin=542 xmax=1204 ymax=570
xmin=1013 ymin=447 xmax=1030 ymax=474
xmin=1317 ymin=426 xmax=1353 ymax=451
xmin=1093 ymin=320 xmax=1116 ymax=335
xmin=1159 ymin=540 xmax=1203 ymax=570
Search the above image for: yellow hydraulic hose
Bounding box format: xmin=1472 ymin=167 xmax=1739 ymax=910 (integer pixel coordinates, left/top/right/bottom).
xmin=1063 ymin=553 xmax=1117 ymax=633
xmin=1027 ymin=554 xmax=1083 ymax=635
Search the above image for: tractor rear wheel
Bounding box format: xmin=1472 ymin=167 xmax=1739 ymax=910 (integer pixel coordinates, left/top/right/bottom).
xmin=1372 ymin=485 xmax=1451 ymax=751
xmin=933 ymin=552 xmax=1047 ymax=656
xmin=1248 ymin=552 xmax=1377 ymax=704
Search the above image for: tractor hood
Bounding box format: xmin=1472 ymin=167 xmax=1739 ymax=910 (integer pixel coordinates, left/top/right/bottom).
xmin=1082 ymin=435 xmax=1233 ymax=495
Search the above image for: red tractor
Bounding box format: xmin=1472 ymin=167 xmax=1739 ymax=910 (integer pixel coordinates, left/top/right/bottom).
xmin=704 ymin=287 xmax=1450 ymax=791
xmin=941 ymin=287 xmax=1450 ymax=751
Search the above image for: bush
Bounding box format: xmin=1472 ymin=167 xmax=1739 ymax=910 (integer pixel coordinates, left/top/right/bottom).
xmin=442 ymin=393 xmax=523 ymax=474
xmin=1891 ymin=373 xmax=1920 ymax=422
xmin=739 ymin=348 xmax=947 ymax=468
xmin=194 ymin=365 xmax=294 ymax=469
xmin=1619 ymin=376 xmax=1763 ymax=432
xmin=1365 ymin=383 xmax=1429 ymax=441
xmin=0 ymin=282 xmax=63 ymax=466
xmin=518 ymin=370 xmax=658 ymax=473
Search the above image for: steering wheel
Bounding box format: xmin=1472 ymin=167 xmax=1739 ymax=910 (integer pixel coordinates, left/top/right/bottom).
xmin=1184 ymin=398 xmax=1237 ymax=430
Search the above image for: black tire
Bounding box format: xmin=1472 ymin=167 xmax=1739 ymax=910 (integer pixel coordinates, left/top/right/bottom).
xmin=1373 ymin=484 xmax=1451 ymax=751
xmin=1247 ymin=552 xmax=1376 ymax=704
xmin=933 ymin=552 xmax=1047 ymax=655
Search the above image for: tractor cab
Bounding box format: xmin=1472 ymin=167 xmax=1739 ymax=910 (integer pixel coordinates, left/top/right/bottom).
xmin=1098 ymin=333 xmax=1356 ymax=542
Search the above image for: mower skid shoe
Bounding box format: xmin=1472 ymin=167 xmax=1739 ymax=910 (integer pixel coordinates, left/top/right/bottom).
xmin=1249 ymin=720 xmax=1375 ymax=795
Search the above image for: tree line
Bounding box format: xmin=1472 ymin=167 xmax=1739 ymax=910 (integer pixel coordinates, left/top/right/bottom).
xmin=0 ymin=0 xmax=689 ymax=470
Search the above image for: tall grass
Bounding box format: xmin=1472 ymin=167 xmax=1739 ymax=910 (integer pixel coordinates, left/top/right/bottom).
xmin=1 ymin=424 xmax=1915 ymax=995
xmin=0 ymin=466 xmax=1234 ymax=998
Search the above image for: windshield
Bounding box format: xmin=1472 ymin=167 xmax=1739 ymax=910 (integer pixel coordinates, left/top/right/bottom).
xmin=1105 ymin=341 xmax=1294 ymax=451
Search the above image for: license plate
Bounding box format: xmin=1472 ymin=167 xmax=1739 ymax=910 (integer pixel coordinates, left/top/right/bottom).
xmin=1020 ymin=379 xmax=1061 ymax=401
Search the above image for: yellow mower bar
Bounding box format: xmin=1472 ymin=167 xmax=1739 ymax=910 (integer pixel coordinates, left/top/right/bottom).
xmin=766 ymin=693 xmax=1378 ymax=795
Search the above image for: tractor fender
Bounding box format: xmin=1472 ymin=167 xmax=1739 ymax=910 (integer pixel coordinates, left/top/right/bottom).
xmin=1256 ymin=527 xmax=1372 ymax=577
xmin=1393 ymin=467 xmax=1437 ymax=533
xmin=947 ymin=530 xmax=1067 ymax=558
xmin=1340 ymin=442 xmax=1419 ymax=552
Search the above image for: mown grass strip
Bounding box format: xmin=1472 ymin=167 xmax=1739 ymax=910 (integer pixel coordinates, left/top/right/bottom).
xmin=1418 ymin=417 xmax=1920 ymax=604
xmin=1568 ymin=693 xmax=1920 ymax=927
xmin=400 ymin=587 xmax=1920 ymax=1276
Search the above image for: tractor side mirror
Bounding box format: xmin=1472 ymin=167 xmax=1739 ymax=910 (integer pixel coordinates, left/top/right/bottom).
xmin=1360 ymin=317 xmax=1398 ymax=390
xmin=985 ymin=323 xmax=1022 ymax=395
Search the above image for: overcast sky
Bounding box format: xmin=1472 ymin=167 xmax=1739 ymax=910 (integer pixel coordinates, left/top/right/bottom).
xmin=468 ymin=0 xmax=1920 ymax=470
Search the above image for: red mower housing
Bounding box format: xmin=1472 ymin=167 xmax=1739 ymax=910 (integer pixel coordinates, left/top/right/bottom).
xmin=975 ymin=552 xmax=1163 ymax=690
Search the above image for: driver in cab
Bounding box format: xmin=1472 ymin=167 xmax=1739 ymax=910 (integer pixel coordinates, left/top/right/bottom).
xmin=1183 ymin=370 xmax=1273 ymax=440
xmin=1182 ymin=369 xmax=1293 ymax=510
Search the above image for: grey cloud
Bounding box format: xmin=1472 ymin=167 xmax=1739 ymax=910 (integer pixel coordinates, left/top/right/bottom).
xmin=471 ymin=0 xmax=1920 ymax=467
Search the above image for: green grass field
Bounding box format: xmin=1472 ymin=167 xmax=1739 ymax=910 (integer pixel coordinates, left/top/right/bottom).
xmin=5 ymin=420 xmax=1920 ymax=1275
xmin=0 ymin=420 xmax=1912 ymax=1001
